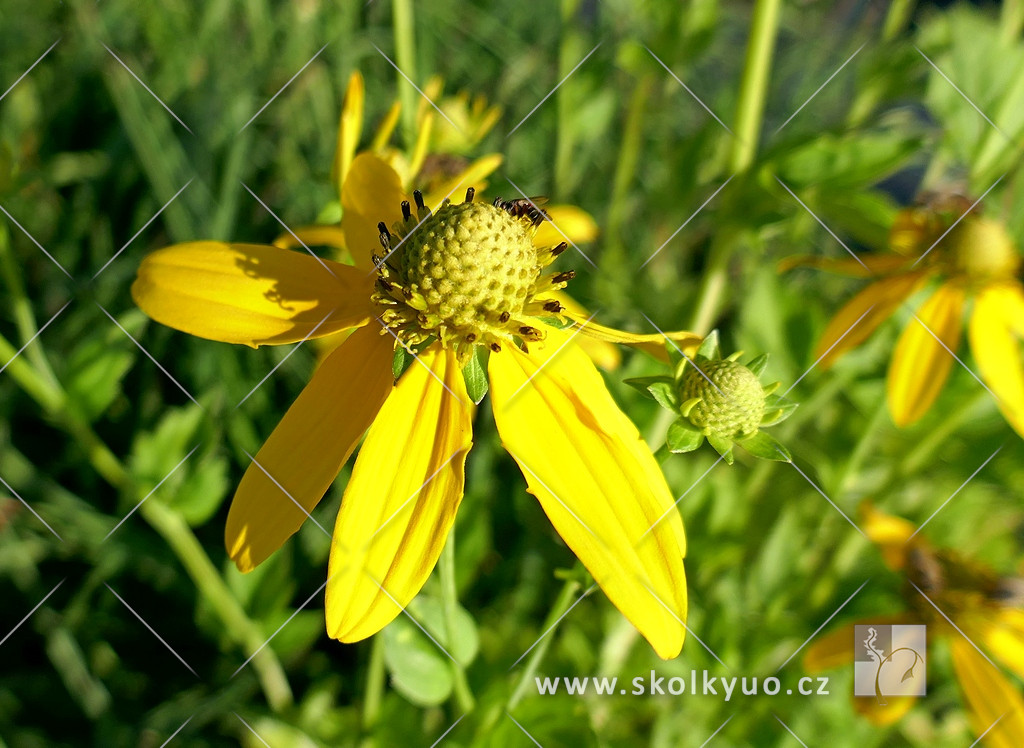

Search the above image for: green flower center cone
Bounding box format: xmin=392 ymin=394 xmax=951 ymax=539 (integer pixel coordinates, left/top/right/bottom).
xmin=679 ymin=359 xmax=766 ymax=437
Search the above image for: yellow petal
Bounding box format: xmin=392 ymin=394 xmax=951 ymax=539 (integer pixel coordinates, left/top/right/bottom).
xmin=779 ymin=253 xmax=913 ymax=278
xmin=815 ymin=272 xmax=928 ymax=368
xmin=370 ymin=101 xmax=402 ymax=153
xmin=803 ymin=614 xmax=912 ymax=671
xmin=131 ymin=241 xmax=374 ymax=347
xmin=421 ymin=153 xmax=503 ymax=212
xmin=341 ymin=153 xmax=408 ymax=270
xmin=272 ymin=224 xmax=347 ymax=254
xmin=950 ymin=637 xmax=1024 ymax=748
xmin=407 ymin=110 xmax=434 ymax=183
xmin=544 ymin=291 xmax=620 ymax=370
xmin=225 ymin=324 xmax=395 ymax=572
xmin=488 ymin=328 xmax=688 ymax=659
xmin=535 ymin=204 xmax=599 ymax=247
xmin=854 ymin=692 xmax=918 ymax=726
xmin=861 ymin=503 xmax=916 ymax=571
xmin=964 ymin=609 xmax=1024 ymax=681
xmin=970 ymin=283 xmax=1024 ymax=438
xmin=563 ymin=313 xmax=701 ymax=364
xmin=333 ymin=71 xmax=364 ymax=198
xmin=326 ymin=345 xmax=473 ymax=642
xmin=887 ymin=283 xmax=965 ymax=426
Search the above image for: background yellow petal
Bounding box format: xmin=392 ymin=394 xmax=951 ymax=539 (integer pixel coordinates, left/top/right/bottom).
xmin=861 ymin=503 xmax=916 ymax=570
xmin=535 ymin=204 xmax=599 ymax=247
xmin=225 ymin=324 xmax=395 ymax=572
xmin=803 ymin=614 xmax=912 ymax=672
xmin=421 ymin=153 xmax=503 ymax=211
xmin=333 ymin=71 xmax=365 ymax=198
xmin=964 ymin=609 xmax=1024 ymax=680
xmin=815 ymin=272 xmax=928 ymax=369
xmin=273 ymin=224 xmax=347 ymax=255
xmin=341 ymin=153 xmax=408 ymax=270
xmin=564 ymin=313 xmax=701 ymax=363
xmin=969 ymin=284 xmax=1024 ymax=438
xmin=488 ymin=329 xmax=688 ymax=659
xmin=854 ymin=693 xmax=918 ymax=725
xmin=950 ymin=637 xmax=1024 ymax=748
xmin=326 ymin=346 xmax=473 ymax=643
xmin=779 ymin=253 xmax=914 ymax=278
xmin=887 ymin=283 xmax=965 ymax=427
xmin=131 ymin=241 xmax=374 ymax=347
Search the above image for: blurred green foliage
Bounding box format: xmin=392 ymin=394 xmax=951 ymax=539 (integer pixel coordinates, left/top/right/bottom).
xmin=2 ymin=1 xmax=1023 ymax=746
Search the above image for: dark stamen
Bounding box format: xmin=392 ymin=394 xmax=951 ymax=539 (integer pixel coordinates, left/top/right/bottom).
xmin=553 ymin=270 xmax=576 ymax=283
xmin=551 ymin=242 xmax=568 ymax=256
xmin=498 ymin=311 xmax=511 ymax=323
xmin=465 ymin=332 xmax=477 ymax=343
xmin=543 ymin=300 xmax=563 ymax=313
xmin=491 ymin=342 xmax=502 ymax=352
xmin=465 ymin=187 xmax=475 ymax=203
xmin=377 ymin=222 xmax=390 ymax=237
xmin=519 ymin=326 xmax=537 ymax=336
xmin=413 ymin=190 xmax=425 ymax=210
xmin=401 ymin=201 xmax=411 ymax=220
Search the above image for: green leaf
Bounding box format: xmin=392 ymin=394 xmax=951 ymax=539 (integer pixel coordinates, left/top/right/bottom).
xmin=129 ymin=405 xmax=205 ymax=488
xmin=408 ymin=596 xmax=480 ymax=666
xmin=171 ymin=455 xmax=230 ymax=526
xmin=646 ymin=381 xmax=680 ymax=412
xmin=706 ymin=433 xmax=735 ymax=465
xmin=461 ymin=347 xmax=489 ymax=405
xmin=761 ymin=397 xmax=799 ymax=426
xmin=64 ymin=336 xmax=135 ymax=422
xmin=666 ymin=419 xmax=704 ymax=453
xmin=739 ymin=431 xmax=792 ymax=462
xmin=392 ymin=346 xmax=409 ymax=380
xmin=695 ymin=329 xmax=721 ymax=360
xmin=746 ymin=353 xmax=769 ymax=376
xmin=382 ymin=616 xmax=453 ymax=707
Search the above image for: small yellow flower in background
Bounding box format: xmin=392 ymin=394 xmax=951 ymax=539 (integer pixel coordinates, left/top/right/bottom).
xmin=804 ymin=505 xmax=1024 ymax=745
xmin=132 ymin=106 xmax=702 ymax=655
xmin=783 ymin=195 xmax=1024 ymax=438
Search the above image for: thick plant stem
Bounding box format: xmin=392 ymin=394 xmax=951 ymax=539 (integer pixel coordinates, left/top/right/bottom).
xmin=0 ymin=331 xmax=293 ymax=712
xmin=440 ymin=531 xmax=476 ymax=712
xmin=361 ymin=635 xmax=386 ymax=731
xmin=392 ymin=0 xmax=418 ymax=148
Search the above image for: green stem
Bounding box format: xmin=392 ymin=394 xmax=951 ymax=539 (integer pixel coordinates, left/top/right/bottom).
xmin=847 ymin=0 xmax=916 ymax=127
xmin=392 ymin=0 xmax=418 ymax=148
xmin=361 ymin=635 xmax=386 ymax=731
xmin=440 ymin=532 xmax=475 ymax=712
xmin=831 ymin=396 xmax=890 ymax=496
xmin=0 ymin=331 xmax=293 ymax=711
xmin=506 ymin=575 xmax=581 ymax=711
xmin=1002 ymin=0 xmax=1024 ymax=45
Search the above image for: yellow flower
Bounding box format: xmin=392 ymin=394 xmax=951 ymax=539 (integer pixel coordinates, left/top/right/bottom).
xmin=784 ymin=200 xmax=1024 ymax=437
xmin=132 ymin=160 xmax=700 ymax=657
xmin=804 ymin=505 xmax=1024 ymax=745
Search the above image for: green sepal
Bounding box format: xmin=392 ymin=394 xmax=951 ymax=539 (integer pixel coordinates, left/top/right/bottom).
xmin=761 ymin=397 xmax=798 ymax=427
xmin=648 ymin=381 xmax=680 ymax=412
xmin=666 ymin=419 xmax=704 ymax=453
xmin=746 ymin=353 xmax=769 ymax=376
xmin=706 ymin=433 xmax=735 ymax=465
xmin=680 ymin=397 xmax=702 ymax=417
xmin=739 ymin=430 xmax=792 ymax=462
xmin=392 ymin=346 xmax=411 ymax=380
xmin=624 ymin=375 xmax=675 ymax=399
xmin=695 ymin=329 xmax=721 ymax=360
xmin=461 ymin=347 xmax=490 ymax=405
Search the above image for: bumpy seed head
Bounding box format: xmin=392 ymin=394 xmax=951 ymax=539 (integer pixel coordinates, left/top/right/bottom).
xmin=372 ymin=189 xmax=572 ymax=361
xmin=678 ymin=359 xmax=766 ymax=437
xmin=942 ymin=215 xmax=1020 ymax=282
